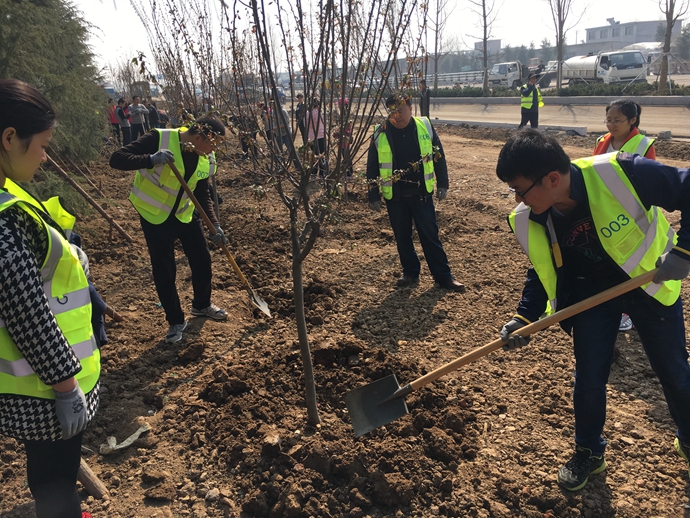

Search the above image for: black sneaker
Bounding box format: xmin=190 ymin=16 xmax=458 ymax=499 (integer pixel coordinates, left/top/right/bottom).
xmin=675 ymin=437 xmax=690 ymax=477
xmin=557 ymin=446 xmax=607 ymax=491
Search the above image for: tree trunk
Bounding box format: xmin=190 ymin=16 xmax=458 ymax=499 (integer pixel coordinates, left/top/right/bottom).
xmin=292 ymin=226 xmax=321 ymax=426
xmin=482 ymin=1 xmax=489 ymax=94
xmin=658 ymin=17 xmax=673 ymax=94
xmin=433 ymin=2 xmax=440 ymax=91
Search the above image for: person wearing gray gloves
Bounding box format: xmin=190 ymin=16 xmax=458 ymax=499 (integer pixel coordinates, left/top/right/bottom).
xmin=496 ymin=129 xmax=690 ymax=492
xmin=0 ymin=79 xmax=100 ymax=518
xmin=110 ymin=116 xmax=229 ymax=344
xmin=366 ymin=92 xmax=464 ymax=292
xmin=128 ymin=95 xmax=150 ymax=141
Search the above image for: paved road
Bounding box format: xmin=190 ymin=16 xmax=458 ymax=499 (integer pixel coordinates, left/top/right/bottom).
xmin=425 ymin=103 xmax=690 ymax=137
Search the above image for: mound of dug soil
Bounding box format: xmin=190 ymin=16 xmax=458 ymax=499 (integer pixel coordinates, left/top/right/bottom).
xmin=1 ymin=129 xmax=689 ymax=518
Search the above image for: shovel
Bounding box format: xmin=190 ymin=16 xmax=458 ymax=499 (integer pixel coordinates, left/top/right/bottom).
xmin=345 ymin=269 xmax=658 ymax=437
xmin=167 ymin=161 xmax=271 ymax=317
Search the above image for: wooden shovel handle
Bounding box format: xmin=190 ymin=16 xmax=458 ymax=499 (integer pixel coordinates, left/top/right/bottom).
xmin=166 ymin=161 xmax=251 ymax=289
xmin=409 ymin=269 xmax=658 ymax=391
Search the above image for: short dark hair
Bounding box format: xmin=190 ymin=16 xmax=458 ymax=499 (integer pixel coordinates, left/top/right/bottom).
xmin=496 ymin=129 xmax=571 ymax=183
xmin=385 ymin=92 xmax=411 ymax=109
xmin=117 ymin=98 xmax=126 ymax=104
xmin=0 ymin=79 xmax=56 ymax=154
xmin=420 ymin=79 xmax=427 ymax=86
xmin=606 ymin=99 xmax=642 ymax=128
xmin=188 ymin=115 xmax=226 ymax=138
xmin=296 ymin=93 xmax=304 ymax=99
xmin=528 ymin=72 xmax=536 ymax=79
xmin=133 ymin=95 xmax=140 ymax=101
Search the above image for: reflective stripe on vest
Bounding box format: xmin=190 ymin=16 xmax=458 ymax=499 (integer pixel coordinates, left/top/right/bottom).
xmin=620 ymin=134 xmax=655 ymax=156
xmin=520 ymin=85 xmax=544 ymax=110
xmin=0 ymin=192 xmax=100 ymax=398
xmin=509 ymin=203 xmax=560 ymax=315
xmin=374 ymin=117 xmax=435 ymax=200
xmin=2 ymin=180 xmax=75 ymax=240
xmin=508 ymin=154 xmax=679 ymax=315
xmin=579 ymin=152 xmax=678 ymax=301
xmin=129 ymin=129 xmax=214 ymax=224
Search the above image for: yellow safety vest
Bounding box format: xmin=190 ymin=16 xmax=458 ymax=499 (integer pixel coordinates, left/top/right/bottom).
xmin=3 ymin=179 xmax=76 ymax=239
xmin=0 ymin=192 xmax=100 ymax=399
xmin=129 ymin=129 xmax=216 ymax=224
xmin=595 ymin=133 xmax=655 ymax=156
xmin=374 ymin=117 xmax=435 ymax=200
xmin=508 ymin=152 xmax=679 ymax=315
xmin=520 ymin=85 xmax=544 ymax=110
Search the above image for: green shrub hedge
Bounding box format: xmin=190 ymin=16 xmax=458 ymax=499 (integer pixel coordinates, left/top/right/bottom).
xmin=431 ymin=80 xmax=690 ymax=98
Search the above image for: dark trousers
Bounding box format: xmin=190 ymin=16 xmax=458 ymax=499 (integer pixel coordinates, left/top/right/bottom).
xmin=518 ymin=110 xmax=538 ymax=129
xmin=111 ymin=122 xmax=121 ymax=143
xmin=132 ymin=123 xmax=146 ymax=141
xmin=23 ymin=432 xmax=83 ymax=518
xmin=140 ymin=215 xmax=212 ymax=325
xmin=385 ymin=193 xmax=452 ymax=282
xmin=311 ymin=137 xmax=327 ymax=176
xmin=240 ymin=131 xmax=258 ymax=157
xmin=568 ymin=279 xmax=690 ymax=455
xmin=121 ymin=126 xmax=132 ymax=146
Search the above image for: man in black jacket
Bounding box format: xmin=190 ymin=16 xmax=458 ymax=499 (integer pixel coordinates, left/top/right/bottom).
xmin=366 ymin=93 xmax=464 ymax=292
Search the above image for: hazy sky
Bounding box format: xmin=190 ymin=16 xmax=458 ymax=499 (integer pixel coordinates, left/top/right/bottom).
xmin=76 ymin=0 xmax=671 ymax=72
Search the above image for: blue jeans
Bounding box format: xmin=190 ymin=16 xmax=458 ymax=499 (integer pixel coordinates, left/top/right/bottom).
xmin=568 ymin=279 xmax=690 ymax=455
xmin=385 ymin=193 xmax=452 ymax=282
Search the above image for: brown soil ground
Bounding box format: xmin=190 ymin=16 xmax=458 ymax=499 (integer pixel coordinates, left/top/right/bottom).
xmin=2 ymin=127 xmax=690 ymax=518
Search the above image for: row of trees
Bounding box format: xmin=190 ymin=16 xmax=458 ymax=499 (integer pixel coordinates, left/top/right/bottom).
xmin=123 ymin=0 xmax=428 ymax=426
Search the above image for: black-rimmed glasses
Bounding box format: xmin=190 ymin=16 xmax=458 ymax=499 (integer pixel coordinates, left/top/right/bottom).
xmin=508 ymin=174 xmax=547 ymax=198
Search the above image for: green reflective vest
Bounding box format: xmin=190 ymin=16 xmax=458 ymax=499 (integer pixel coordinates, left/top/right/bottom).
xmin=520 ymin=85 xmax=544 ymax=110
xmin=129 ymin=129 xmax=216 ymax=224
xmin=0 ymin=191 xmax=100 ymax=399
xmin=508 ymin=152 xmax=679 ymax=316
xmin=374 ymin=117 xmax=435 ymax=200
xmin=596 ymin=133 xmax=655 ymax=156
xmin=3 ymin=179 xmax=76 ymax=238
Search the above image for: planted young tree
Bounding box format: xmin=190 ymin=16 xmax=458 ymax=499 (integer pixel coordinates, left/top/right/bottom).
xmin=129 ymin=0 xmax=421 ymax=426
xmin=658 ymin=0 xmax=689 ymax=93
xmin=467 ymin=0 xmax=499 ymax=94
xmin=546 ymin=0 xmax=584 ymax=92
xmin=429 ymin=0 xmax=457 ymax=91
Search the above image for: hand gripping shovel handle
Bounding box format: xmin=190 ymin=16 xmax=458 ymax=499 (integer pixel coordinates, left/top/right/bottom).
xmin=167 ymin=161 xmax=271 ymax=317
xmin=406 ymin=269 xmax=658 ymax=394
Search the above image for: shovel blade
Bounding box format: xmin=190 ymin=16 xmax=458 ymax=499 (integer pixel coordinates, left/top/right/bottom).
xmin=249 ymin=289 xmax=271 ymax=317
xmin=345 ymin=374 xmax=409 ymax=437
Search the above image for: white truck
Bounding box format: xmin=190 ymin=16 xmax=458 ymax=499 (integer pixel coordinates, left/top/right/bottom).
xmin=488 ymin=61 xmax=531 ymax=89
xmin=435 ymin=60 xmax=548 ymax=88
xmin=561 ymin=50 xmax=647 ymax=85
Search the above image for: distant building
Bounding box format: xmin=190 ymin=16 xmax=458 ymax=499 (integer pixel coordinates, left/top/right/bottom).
xmin=474 ymin=39 xmax=501 ymax=58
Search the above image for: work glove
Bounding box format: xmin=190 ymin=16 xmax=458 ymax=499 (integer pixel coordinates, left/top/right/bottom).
xmin=500 ymin=318 xmax=531 ymax=351
xmin=369 ymin=201 xmax=382 ymax=212
xmin=654 ymin=252 xmax=690 ymax=284
xmin=209 ymin=224 xmax=227 ymax=247
xmin=437 ymin=187 xmax=448 ymax=201
xmin=54 ymin=384 xmax=89 ymax=440
xmin=150 ymin=149 xmax=175 ymax=166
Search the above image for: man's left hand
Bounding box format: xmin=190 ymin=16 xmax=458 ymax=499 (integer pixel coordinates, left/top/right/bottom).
xmin=654 ymin=252 xmax=690 ymax=283
xmin=436 ymin=187 xmax=448 ymax=201
xmin=209 ymin=225 xmax=227 ymax=247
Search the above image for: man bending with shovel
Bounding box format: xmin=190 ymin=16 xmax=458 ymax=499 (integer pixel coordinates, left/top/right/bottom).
xmin=110 ymin=116 xmax=229 ymax=344
xmin=496 ymin=129 xmax=690 ymax=491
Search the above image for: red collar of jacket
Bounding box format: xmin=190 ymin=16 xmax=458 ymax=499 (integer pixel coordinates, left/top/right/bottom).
xmin=593 ymin=127 xmax=641 ymax=155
